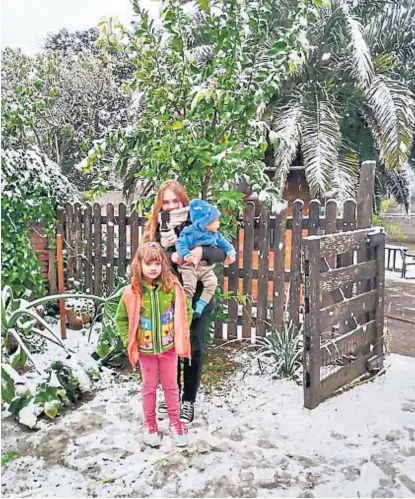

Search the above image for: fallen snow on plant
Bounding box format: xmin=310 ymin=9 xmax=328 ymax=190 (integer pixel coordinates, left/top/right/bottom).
xmin=1 ymin=331 xmax=415 ymax=498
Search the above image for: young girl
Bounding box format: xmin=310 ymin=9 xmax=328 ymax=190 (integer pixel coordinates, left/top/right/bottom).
xmin=115 ymin=242 xmax=192 ymax=447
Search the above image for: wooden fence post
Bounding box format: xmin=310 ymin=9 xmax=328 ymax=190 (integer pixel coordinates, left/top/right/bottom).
xmin=84 ymin=203 xmax=93 ymax=294
xmin=272 ymin=207 xmax=287 ymax=332
xmin=74 ymin=202 xmax=82 ymax=283
xmin=106 ymin=203 xmax=115 ymax=295
xmin=118 ymin=203 xmax=127 ymax=279
xmin=64 ymin=203 xmax=74 ymax=287
xmin=93 ymin=203 xmax=102 ymax=296
xmin=373 ymin=230 xmax=386 ymax=365
xmin=303 ymin=237 xmax=321 ymax=409
xmin=356 ymin=161 xmax=376 ymax=312
xmin=357 ymin=160 xmax=376 ymax=229
xmin=289 ymin=199 xmax=304 ymax=332
xmin=56 ymin=234 xmax=67 ymax=340
xmin=242 ymin=202 xmax=255 ymax=339
xmin=257 ymin=205 xmax=270 ymax=337
xmin=227 ymin=226 xmax=240 ymax=340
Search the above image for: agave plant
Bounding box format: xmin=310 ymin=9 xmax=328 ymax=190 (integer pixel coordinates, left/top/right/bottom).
xmin=266 ymin=0 xmax=415 ymax=206
xmin=241 ymin=318 xmax=303 ymax=379
xmin=1 ymin=286 xmax=106 ymax=428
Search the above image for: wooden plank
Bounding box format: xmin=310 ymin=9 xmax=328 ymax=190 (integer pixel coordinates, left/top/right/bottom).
xmin=320 ymin=355 xmax=369 ymax=400
xmin=357 ymin=160 xmax=376 ymax=230
xmin=273 ymin=208 xmax=287 ymax=332
xmin=319 ymin=289 xmax=377 ymax=333
xmin=64 ymin=202 xmax=74 ymax=287
xmin=93 ymin=203 xmax=102 ymax=296
xmin=372 ymin=231 xmax=385 ymax=364
xmin=130 ymin=209 xmax=139 ymax=261
xmin=106 ymin=203 xmax=115 ymax=295
xmin=48 ymin=248 xmax=57 ymax=294
xmin=83 ymin=203 xmax=93 ymax=294
xmin=305 ymin=229 xmax=369 ymax=259
xmin=356 ymin=161 xmax=376 ymax=300
xmin=289 ymin=200 xmax=303 ymax=331
xmin=308 ymin=200 xmax=320 ymax=236
xmin=57 ymin=209 xmax=66 ymax=288
xmin=303 ymin=237 xmax=322 ymax=410
xmin=320 ymin=260 xmax=377 ymax=294
xmin=338 ymin=199 xmax=356 ymax=300
xmin=257 ymin=206 xmax=270 ymax=336
xmin=56 ymin=234 xmax=66 ymax=340
xmin=118 ymin=203 xmax=127 ymax=279
xmin=74 ymin=202 xmax=82 ymax=283
xmin=242 ymin=203 xmax=255 ymax=339
xmin=320 ymin=320 xmax=376 ymax=367
xmin=321 ymin=200 xmax=338 ymax=307
xmin=227 ymin=228 xmax=240 ymax=339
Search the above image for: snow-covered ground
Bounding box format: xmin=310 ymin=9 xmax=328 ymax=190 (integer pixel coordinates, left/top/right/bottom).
xmin=2 ymin=328 xmax=415 ymax=498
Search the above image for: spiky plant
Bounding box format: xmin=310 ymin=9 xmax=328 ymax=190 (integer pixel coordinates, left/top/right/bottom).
xmin=267 ymin=0 xmax=415 ymax=205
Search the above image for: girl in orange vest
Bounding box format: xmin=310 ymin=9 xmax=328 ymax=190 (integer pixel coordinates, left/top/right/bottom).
xmin=116 ymin=242 xmax=192 ymax=447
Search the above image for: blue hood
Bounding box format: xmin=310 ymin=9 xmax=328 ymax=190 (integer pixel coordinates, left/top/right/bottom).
xmin=189 ymin=199 xmax=220 ymax=230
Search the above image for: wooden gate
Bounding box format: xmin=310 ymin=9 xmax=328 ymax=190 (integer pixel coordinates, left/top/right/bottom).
xmin=302 ymin=228 xmax=386 ymax=409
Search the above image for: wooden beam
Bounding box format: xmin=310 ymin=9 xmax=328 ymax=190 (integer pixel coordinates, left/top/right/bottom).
xmin=357 ymin=160 xmax=376 ymax=229
xmin=305 ymin=229 xmax=369 ymax=259
xmin=320 ymin=355 xmax=369 ymax=399
xmin=319 ymin=289 xmax=377 ymax=333
xmin=320 ymin=320 xmax=376 ymax=366
xmin=320 ymin=260 xmax=377 ymax=294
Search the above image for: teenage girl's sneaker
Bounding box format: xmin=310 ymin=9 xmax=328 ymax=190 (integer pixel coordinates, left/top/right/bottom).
xmin=142 ymin=423 xmax=161 ymax=447
xmin=169 ymin=420 xmax=188 ymax=447
xmin=180 ymin=401 xmax=194 ymax=424
xmin=157 ymin=401 xmax=168 ymax=419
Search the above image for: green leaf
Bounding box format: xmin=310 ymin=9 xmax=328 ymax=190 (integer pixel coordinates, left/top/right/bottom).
xmin=312 ymin=0 xmax=331 ymax=7
xmin=1 ymin=452 xmax=20 ymax=467
xmin=1 ymin=367 xmax=15 ymax=404
xmin=10 ymin=345 xmax=28 ymax=370
xmin=196 ymin=0 xmax=210 ymax=14
xmin=268 ymin=40 xmax=288 ymax=55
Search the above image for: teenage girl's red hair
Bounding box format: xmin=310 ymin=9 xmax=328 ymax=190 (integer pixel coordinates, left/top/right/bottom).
xmin=142 ymin=180 xmax=189 ymax=243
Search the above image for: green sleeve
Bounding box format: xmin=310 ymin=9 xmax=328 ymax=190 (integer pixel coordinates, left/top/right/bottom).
xmin=115 ymin=295 xmax=129 ymax=348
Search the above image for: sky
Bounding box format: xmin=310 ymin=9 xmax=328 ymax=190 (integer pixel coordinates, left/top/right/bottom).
xmin=1 ymin=0 xmax=159 ymax=54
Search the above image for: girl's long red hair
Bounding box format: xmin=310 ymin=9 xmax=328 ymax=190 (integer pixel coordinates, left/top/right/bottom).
xmin=142 ymin=180 xmax=189 ymax=243
xmin=131 ymin=242 xmax=176 ymax=295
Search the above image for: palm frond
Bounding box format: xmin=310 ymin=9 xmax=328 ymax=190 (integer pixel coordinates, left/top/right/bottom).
xmin=365 ymin=75 xmax=415 ymax=170
xmin=301 ymin=96 xmax=342 ymax=196
xmin=376 ymin=163 xmax=410 ymax=212
xmin=365 ymin=4 xmax=415 ymax=61
xmin=270 ymin=101 xmax=302 ymax=191
xmin=331 ymin=148 xmax=360 ymax=201
xmin=341 ymin=2 xmax=374 ymax=89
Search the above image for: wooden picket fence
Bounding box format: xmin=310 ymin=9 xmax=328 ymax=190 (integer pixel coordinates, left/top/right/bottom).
xmin=55 ymin=197 xmax=359 ymax=340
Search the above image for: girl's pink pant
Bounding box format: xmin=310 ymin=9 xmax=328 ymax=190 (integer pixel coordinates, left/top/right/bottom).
xmin=138 ymin=348 xmax=179 ymax=425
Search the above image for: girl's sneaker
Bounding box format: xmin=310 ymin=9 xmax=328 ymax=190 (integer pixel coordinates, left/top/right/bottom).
xmin=143 ymin=423 xmax=161 ymax=447
xmin=180 ymin=401 xmax=194 ymax=424
xmin=169 ymin=420 xmax=188 ymax=447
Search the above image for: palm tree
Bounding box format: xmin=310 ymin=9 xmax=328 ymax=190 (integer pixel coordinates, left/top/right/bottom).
xmin=267 ymin=0 xmax=415 ymax=207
